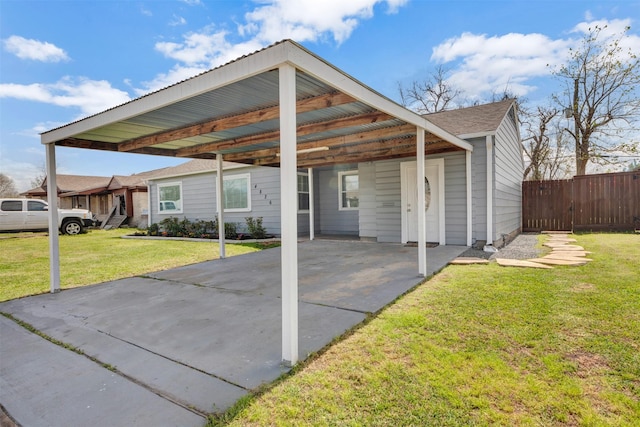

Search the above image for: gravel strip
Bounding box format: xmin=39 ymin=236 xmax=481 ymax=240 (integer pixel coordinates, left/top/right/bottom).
xmin=458 ymin=233 xmax=544 ymax=260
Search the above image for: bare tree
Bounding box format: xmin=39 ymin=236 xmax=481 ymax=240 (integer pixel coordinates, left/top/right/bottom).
xmin=553 ymin=25 xmax=640 ymax=175
xmin=398 ymin=65 xmax=463 ymax=113
xmin=30 ymin=163 xmax=47 ymax=189
xmin=0 ymin=173 xmax=19 ymax=197
xmin=522 ymin=106 xmax=558 ymax=180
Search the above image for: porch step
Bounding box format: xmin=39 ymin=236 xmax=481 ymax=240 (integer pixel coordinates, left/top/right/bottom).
xmin=104 ymin=214 xmax=128 ymax=229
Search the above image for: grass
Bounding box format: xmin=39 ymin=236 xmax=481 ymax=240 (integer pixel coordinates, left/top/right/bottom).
xmin=0 ymin=228 xmax=261 ymax=302
xmin=217 ymin=233 xmax=639 ymax=426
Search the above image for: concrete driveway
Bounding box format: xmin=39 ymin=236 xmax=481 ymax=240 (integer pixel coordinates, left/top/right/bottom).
xmin=0 ymin=240 xmax=466 ymax=426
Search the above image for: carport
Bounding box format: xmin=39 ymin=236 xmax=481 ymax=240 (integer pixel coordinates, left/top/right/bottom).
xmin=41 ymin=39 xmax=472 ymax=365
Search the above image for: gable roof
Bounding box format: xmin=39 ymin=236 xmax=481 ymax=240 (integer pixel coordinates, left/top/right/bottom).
xmin=34 ymin=174 xmax=112 ymax=196
xmin=424 ymin=99 xmax=516 ymax=138
xmin=41 ymin=40 xmax=472 ymax=170
xmin=143 ymin=159 xmax=248 ymax=180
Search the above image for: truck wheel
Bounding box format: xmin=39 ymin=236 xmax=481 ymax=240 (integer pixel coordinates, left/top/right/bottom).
xmin=62 ymin=219 xmax=83 ymax=235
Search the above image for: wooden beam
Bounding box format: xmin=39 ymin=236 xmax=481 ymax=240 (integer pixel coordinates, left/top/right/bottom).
xmin=259 ymin=141 xmax=462 ymax=167
xmin=176 ymin=111 xmax=394 ymax=157
xmin=56 ymin=138 xmax=119 ymax=151
xmin=117 ymin=92 xmax=356 ymax=152
xmin=221 ymin=123 xmax=417 ymax=162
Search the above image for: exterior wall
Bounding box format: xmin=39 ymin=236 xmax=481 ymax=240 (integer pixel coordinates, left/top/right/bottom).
xmin=317 ymin=166 xmax=359 ymax=235
xmin=358 ymin=162 xmax=377 ymax=239
xmin=148 ymin=165 xmax=309 ymax=236
xmin=362 ymin=154 xmax=468 ymax=245
xmin=493 ymin=109 xmax=524 ymax=247
xmin=439 ymin=152 xmax=467 ymax=245
xmin=468 ymin=137 xmax=488 ymax=246
xmin=129 ymin=190 xmax=148 ymax=228
xmin=373 ymin=159 xmax=402 ymax=243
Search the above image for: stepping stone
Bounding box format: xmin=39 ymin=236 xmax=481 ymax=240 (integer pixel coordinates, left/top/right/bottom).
xmin=549 ymin=251 xmax=591 ymax=257
xmin=496 ymin=258 xmax=553 ymax=269
xmin=529 ymin=258 xmax=588 ymax=266
xmin=449 ymin=257 xmax=490 ymax=265
xmin=543 ymin=244 xmax=585 ymax=250
xmin=543 ymin=254 xmax=592 ymax=262
xmin=546 ymin=238 xmax=577 ymax=243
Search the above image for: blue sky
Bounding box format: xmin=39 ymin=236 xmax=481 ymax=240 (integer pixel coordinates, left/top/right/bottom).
xmin=1 ymin=0 xmax=639 ymax=191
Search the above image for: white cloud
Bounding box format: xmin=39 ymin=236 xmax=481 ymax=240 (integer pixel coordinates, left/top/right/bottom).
xmin=3 ymin=35 xmax=69 ymax=62
xmin=241 ymin=0 xmax=407 ymax=44
xmin=144 ymin=0 xmax=407 ymax=92
xmin=0 ymin=77 xmax=131 ymax=116
xmin=169 ymin=14 xmax=187 ymax=26
xmin=429 ymin=17 xmax=639 ymax=101
xmin=431 ymin=32 xmax=571 ymax=99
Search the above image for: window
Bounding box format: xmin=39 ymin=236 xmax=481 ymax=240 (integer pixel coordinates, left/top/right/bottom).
xmin=297 ymin=172 xmax=309 ymax=212
xmin=338 ymin=170 xmax=359 ymax=210
xmin=223 ymin=173 xmax=251 ymax=212
xmin=27 ymin=200 xmax=47 ymax=211
xmin=158 ymin=182 xmax=182 ymax=213
xmin=1 ymin=200 xmax=22 ymax=211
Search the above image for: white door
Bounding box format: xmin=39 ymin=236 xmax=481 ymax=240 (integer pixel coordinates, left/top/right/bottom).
xmin=401 ymin=159 xmax=445 ymax=245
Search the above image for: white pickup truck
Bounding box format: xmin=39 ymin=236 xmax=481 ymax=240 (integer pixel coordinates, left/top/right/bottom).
xmin=0 ymin=198 xmax=95 ymax=235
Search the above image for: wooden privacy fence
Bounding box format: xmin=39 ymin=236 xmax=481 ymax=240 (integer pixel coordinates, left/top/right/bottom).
xmin=523 ymin=171 xmax=640 ymax=232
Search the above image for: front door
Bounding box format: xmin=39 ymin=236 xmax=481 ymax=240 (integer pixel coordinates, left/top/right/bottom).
xmin=401 ymin=159 xmax=445 ymax=245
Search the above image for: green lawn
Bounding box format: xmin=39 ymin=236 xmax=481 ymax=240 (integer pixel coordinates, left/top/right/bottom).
xmin=0 ymin=229 xmax=259 ymax=302
xmin=219 ymin=233 xmax=639 ymax=426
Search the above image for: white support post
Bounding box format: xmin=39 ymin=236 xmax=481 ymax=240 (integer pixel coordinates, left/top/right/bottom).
xmin=486 ymin=136 xmax=493 ymax=246
xmin=45 ymin=143 xmax=60 ymax=293
xmin=466 ymin=150 xmax=472 ymax=247
xmin=308 ymin=167 xmax=314 ymax=241
xmin=216 ymin=153 xmax=226 ymax=259
xmin=416 ymin=127 xmax=426 ymax=277
xmin=280 ymin=63 xmax=299 ymax=366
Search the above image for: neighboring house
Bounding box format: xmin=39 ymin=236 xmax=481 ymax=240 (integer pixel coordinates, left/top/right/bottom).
xmin=148 ymin=99 xmax=523 ymax=248
xmin=23 ymin=174 xmax=111 ymax=212
xmin=22 ymin=169 xmax=170 ymax=228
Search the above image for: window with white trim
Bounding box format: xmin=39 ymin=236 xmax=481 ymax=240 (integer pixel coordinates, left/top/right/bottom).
xmin=158 ymin=182 xmax=182 ymax=213
xmin=297 ymin=172 xmax=309 ymax=212
xmin=338 ymin=170 xmax=359 ymax=210
xmin=223 ymin=173 xmax=251 ymax=212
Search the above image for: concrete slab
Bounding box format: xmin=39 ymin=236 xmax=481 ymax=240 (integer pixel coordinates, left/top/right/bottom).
xmin=0 ymin=316 xmax=205 ymax=427
xmin=0 ymin=240 xmax=466 ymax=424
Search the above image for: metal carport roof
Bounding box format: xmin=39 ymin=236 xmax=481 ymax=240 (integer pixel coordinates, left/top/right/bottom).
xmin=41 ymin=39 xmax=472 ymax=365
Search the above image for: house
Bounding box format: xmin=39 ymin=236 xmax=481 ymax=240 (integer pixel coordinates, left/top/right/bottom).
xmin=148 ymin=99 xmax=522 ymax=249
xmin=22 ymin=168 xmax=171 ymax=228
xmin=39 ymin=39 xmax=523 ymax=364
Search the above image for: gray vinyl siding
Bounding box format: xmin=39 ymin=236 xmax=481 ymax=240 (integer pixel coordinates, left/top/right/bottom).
xmin=434 ymin=152 xmax=467 ymax=245
xmin=493 ymin=110 xmax=523 ymax=242
xmin=149 ymin=165 xmax=301 ymax=236
xmin=468 ymin=137 xmax=488 ymax=244
xmin=358 ymin=162 xmax=377 ymax=238
xmin=317 ymin=166 xmax=359 ymax=235
xmin=374 ymin=160 xmax=402 ymax=243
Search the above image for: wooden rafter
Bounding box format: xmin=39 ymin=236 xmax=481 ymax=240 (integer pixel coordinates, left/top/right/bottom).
xmin=221 ymin=123 xmax=418 ymax=163
xmin=176 ymin=111 xmax=395 ymax=157
xmin=117 ymin=92 xmax=356 ymax=153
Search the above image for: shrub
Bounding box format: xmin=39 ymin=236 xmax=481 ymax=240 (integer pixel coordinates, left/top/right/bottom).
xmin=245 ymin=216 xmax=267 ymax=239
